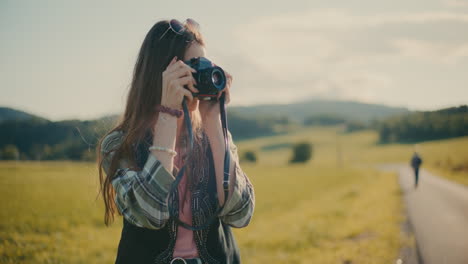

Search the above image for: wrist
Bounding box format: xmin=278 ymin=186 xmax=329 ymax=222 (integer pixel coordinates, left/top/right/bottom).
xmin=158 ymin=112 xmax=179 ymax=122
xmin=153 ymin=113 xmax=177 ymax=142
xmin=156 ymin=104 xmax=183 ymax=118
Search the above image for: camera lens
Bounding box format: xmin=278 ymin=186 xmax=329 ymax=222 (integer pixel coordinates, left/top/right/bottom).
xmin=211 ymin=68 xmax=226 ymax=90
xmin=212 ymin=72 xmax=221 ymax=85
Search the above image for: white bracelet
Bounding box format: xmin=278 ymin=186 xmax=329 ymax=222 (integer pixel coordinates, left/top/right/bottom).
xmin=148 ymin=145 xmax=177 ymax=156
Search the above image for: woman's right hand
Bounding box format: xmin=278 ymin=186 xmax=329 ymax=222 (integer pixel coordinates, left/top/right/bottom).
xmin=161 ymin=56 xmax=199 ymax=110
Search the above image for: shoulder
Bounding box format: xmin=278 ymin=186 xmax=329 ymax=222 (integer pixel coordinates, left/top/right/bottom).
xmin=101 ymin=129 xmax=125 ymax=154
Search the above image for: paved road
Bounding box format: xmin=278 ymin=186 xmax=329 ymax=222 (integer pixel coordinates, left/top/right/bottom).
xmin=382 ymin=164 xmax=468 ymax=264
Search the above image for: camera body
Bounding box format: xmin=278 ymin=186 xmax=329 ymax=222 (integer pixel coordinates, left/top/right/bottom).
xmin=184 ymin=57 xmax=226 ymax=101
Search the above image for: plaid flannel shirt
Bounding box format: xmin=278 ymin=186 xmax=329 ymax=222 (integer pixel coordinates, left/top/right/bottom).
xmin=100 ymin=129 xmax=255 ymax=230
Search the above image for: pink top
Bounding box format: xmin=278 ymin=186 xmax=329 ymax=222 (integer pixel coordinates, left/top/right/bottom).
xmin=172 ymin=144 xmax=199 ymax=258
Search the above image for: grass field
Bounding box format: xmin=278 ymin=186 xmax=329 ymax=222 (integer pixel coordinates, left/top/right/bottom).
xmin=2 ymin=126 xmax=467 ymax=263
xmin=237 ymin=127 xmax=468 ymax=185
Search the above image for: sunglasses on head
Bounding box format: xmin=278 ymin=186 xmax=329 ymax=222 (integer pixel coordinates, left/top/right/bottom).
xmin=159 ymin=18 xmax=199 ymax=41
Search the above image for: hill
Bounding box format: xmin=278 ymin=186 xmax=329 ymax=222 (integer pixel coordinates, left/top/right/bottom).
xmin=0 ymin=99 xmax=413 ymax=161
xmin=231 ymin=99 xmax=409 ymax=123
xmin=0 ymin=107 xmax=49 ymax=123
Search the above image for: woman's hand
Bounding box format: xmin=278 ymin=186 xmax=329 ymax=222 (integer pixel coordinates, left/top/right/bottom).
xmin=161 ymin=56 xmax=199 ymax=110
xmin=198 ymin=71 xmax=233 ymax=119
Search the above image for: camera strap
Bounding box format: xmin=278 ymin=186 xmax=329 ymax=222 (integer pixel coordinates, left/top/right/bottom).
xmin=167 ymin=94 xmax=230 ymax=231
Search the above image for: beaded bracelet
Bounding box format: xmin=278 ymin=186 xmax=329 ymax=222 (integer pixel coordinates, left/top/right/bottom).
xmin=156 ymin=105 xmax=183 ymax=118
xmin=149 ymin=145 xmax=177 ymax=156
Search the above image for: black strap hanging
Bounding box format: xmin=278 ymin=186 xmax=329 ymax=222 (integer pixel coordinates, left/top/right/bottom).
xmin=167 ymin=94 xmax=230 ymax=231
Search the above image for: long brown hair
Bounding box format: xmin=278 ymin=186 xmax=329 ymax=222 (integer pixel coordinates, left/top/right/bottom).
xmin=96 ymin=19 xmax=207 ymax=226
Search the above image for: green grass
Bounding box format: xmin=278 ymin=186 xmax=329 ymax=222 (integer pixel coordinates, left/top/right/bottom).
xmin=6 ymin=126 xmax=468 ymax=263
xmin=238 ymin=127 xmax=468 ymax=186
xmin=0 ymin=161 xmax=121 ymax=263
xmin=233 ymin=164 xmax=409 ymax=263
xmin=0 ymin=162 xmax=408 ymax=263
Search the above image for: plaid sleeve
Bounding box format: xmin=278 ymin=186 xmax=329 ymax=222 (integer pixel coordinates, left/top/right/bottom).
xmin=101 ymin=130 xmax=175 ymax=230
xmin=218 ymin=130 xmax=255 ymax=228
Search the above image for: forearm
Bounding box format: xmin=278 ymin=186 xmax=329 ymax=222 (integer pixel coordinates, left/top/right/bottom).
xmin=151 ymin=113 xmax=178 ymax=173
xmin=101 ymin=130 xmax=176 ymax=229
xmin=203 ymin=115 xmax=236 ymax=206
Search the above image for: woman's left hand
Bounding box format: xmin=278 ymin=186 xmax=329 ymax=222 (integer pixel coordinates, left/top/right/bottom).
xmin=198 ymin=71 xmax=232 ymax=119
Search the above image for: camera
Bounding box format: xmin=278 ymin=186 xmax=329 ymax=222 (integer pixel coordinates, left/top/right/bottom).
xmin=184 ymin=57 xmax=226 ymax=101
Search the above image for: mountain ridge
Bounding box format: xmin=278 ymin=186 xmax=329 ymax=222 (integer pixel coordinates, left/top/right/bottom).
xmin=0 ymin=99 xmax=409 ymax=124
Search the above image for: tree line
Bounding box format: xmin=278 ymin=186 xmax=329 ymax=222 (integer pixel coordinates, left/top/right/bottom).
xmin=377 ymin=105 xmax=468 ymax=143
xmin=0 ymin=112 xmax=291 ymax=161
xmin=1 ymin=105 xmax=466 ymax=161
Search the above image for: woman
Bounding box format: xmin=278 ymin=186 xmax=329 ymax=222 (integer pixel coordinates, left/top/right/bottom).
xmin=97 ymin=19 xmax=255 ymax=264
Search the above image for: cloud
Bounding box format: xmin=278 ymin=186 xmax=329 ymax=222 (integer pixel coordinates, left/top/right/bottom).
xmin=234 ymin=8 xmax=468 ymax=62
xmin=226 ymin=7 xmax=468 ymax=105
xmin=240 ymin=9 xmax=468 ymax=32
xmin=392 ymin=38 xmax=468 ymax=63
xmin=313 ymin=71 xmax=391 ymax=102
xmin=444 ymin=0 xmax=468 ymax=8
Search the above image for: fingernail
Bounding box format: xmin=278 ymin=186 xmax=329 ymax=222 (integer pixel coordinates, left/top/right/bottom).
xmin=191 ymin=68 xmax=197 ymax=73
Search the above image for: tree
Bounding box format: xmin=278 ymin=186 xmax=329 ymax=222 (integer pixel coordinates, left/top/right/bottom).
xmin=377 ymin=105 xmax=468 ymax=143
xmin=242 ymin=150 xmax=257 ymax=163
xmin=29 ymin=144 xmax=44 ymax=160
xmin=304 ymin=114 xmax=346 ymax=126
xmin=1 ymin=144 xmax=20 ymax=160
xmin=290 ymin=142 xmax=313 ymax=163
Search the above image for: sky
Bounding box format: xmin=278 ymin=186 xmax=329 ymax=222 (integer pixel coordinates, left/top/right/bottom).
xmin=1 ymin=0 xmax=468 ymax=121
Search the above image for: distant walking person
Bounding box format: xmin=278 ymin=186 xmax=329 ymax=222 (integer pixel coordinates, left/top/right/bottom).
xmin=411 ymin=152 xmax=423 ymax=188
